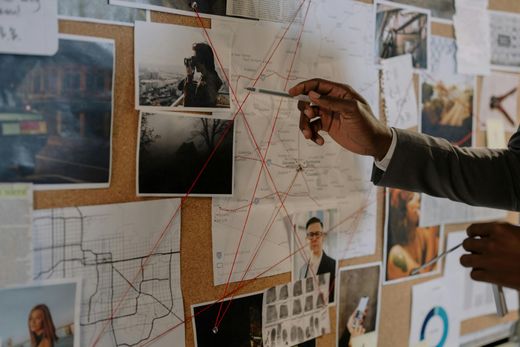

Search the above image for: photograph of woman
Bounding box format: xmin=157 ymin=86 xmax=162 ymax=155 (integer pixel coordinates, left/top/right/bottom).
xmin=0 ymin=280 xmax=79 ymax=347
xmin=177 ymin=42 xmax=224 ymax=108
xmin=28 ymin=304 xmax=58 ymax=347
xmin=385 ymin=188 xmax=442 ymax=282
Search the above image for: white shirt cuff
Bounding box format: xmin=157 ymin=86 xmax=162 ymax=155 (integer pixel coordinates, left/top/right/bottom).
xmin=374 ymin=128 xmax=397 ymax=171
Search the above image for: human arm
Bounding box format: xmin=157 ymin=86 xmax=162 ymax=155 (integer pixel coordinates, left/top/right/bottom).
xmin=39 ymin=338 xmax=52 ymax=347
xmin=460 ymin=222 xmax=520 ymax=290
xmin=289 ymin=78 xmax=520 ymax=211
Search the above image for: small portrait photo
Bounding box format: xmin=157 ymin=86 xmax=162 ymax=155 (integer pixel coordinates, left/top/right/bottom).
xmin=292 ymin=298 xmax=302 ymax=316
xmin=337 ymin=263 xmax=381 ymax=347
xmin=278 ymin=284 xmax=289 ymax=301
xmin=292 ymin=280 xmax=303 ymax=297
xmin=266 ymin=286 xmax=277 ymax=305
xmin=375 ymin=2 xmax=430 ymax=69
xmin=0 ymin=279 xmax=81 ymax=347
xmin=292 ymin=209 xmax=337 ymax=303
xmin=305 ymin=277 xmax=314 ymax=293
xmin=266 ymin=305 xmax=278 ymax=324
xmin=135 ymin=21 xmax=231 ymax=112
xmin=421 ymin=36 xmax=475 ymax=147
xmin=278 ymin=303 xmax=289 ymax=320
xmin=137 ymin=111 xmax=234 ymax=196
xmin=384 ymin=188 xmax=442 ymax=283
xmin=304 ymin=295 xmax=314 ymax=313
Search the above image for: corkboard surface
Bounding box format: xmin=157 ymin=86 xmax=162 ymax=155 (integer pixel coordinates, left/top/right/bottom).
xmin=34 ymin=1 xmax=519 ymax=346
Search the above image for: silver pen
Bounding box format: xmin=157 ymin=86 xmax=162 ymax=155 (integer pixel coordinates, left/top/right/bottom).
xmin=492 ymin=284 xmax=508 ymax=317
xmin=410 ymin=242 xmax=463 ymax=276
xmin=245 ymin=87 xmax=312 ymax=103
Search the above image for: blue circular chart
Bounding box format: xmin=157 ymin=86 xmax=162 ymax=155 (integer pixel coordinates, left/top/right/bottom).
xmin=420 ymin=306 xmax=449 ymax=347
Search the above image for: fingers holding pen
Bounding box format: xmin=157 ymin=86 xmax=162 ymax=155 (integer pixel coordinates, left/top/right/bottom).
xmin=299 ymin=112 xmax=324 ymax=145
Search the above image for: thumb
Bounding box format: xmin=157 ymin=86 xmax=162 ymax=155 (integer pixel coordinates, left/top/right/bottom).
xmin=309 ymin=91 xmax=358 ymax=114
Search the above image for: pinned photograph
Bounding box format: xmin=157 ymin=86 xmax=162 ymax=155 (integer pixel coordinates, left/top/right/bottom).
xmin=388 ymin=0 xmax=454 ymax=21
xmin=421 ymin=36 xmax=475 ymax=147
xmin=337 ymin=263 xmax=381 ymax=347
xmin=110 ymin=0 xmax=227 ymax=18
xmin=0 ymin=279 xmax=81 ymax=347
xmin=375 ymin=1 xmax=430 ymax=69
xmin=135 ymin=21 xmax=231 ymax=112
xmin=262 ymin=276 xmax=331 ymax=347
xmin=58 ymin=0 xmax=146 ymax=25
xmin=490 ymin=11 xmax=520 ymax=72
xmin=137 ymin=111 xmax=234 ymax=196
xmin=0 ymin=35 xmax=114 ymax=189
xmin=479 ymin=71 xmax=520 ymax=132
xmin=192 ymin=292 xmax=263 ymax=347
xmin=384 ymin=188 xmax=442 ymax=284
xmin=291 ymin=209 xmax=337 ymax=303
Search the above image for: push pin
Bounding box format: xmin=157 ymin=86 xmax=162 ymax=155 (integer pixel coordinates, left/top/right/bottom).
xmin=212 ymin=326 xmax=219 ymax=334
xmin=189 ymin=1 xmax=198 ymax=10
xmin=296 ymin=164 xmax=303 ymax=172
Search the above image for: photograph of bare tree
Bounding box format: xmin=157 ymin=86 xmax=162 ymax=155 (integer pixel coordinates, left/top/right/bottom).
xmin=137 ymin=112 xmax=234 ymax=196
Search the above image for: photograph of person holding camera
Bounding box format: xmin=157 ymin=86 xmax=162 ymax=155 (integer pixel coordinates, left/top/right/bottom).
xmin=177 ymin=42 xmax=224 ymax=108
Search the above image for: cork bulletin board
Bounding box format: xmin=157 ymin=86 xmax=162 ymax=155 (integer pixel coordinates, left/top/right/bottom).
xmin=32 ymin=1 xmax=519 ymax=346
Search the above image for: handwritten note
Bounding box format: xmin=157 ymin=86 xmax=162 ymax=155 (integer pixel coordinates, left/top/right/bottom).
xmin=381 ymin=54 xmax=418 ymax=129
xmin=0 ymin=0 xmax=58 ymax=55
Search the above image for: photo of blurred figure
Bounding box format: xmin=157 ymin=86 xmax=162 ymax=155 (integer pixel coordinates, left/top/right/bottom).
xmin=385 ymin=188 xmax=441 ymax=281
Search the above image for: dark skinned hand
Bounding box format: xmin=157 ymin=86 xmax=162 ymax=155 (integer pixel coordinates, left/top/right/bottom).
xmin=288 ymin=78 xmax=392 ymax=160
xmin=461 ymin=222 xmax=520 ymax=290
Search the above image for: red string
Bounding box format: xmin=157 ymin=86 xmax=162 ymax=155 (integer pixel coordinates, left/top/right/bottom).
xmin=91 ymin=1 xmax=314 ymax=345
xmin=138 ymin=234 xmax=312 ymax=347
xmin=214 ymin=0 xmax=314 ymax=327
xmin=187 ymin=0 xmax=312 ymax=328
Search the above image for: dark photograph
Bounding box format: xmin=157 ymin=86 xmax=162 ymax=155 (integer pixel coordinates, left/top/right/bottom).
xmin=375 ymin=3 xmax=429 ymax=69
xmin=111 ymin=0 xmax=227 ymax=17
xmin=138 ymin=112 xmax=234 ymax=196
xmin=192 ymin=293 xmax=263 ymax=347
xmin=0 ymin=36 xmax=114 ymax=188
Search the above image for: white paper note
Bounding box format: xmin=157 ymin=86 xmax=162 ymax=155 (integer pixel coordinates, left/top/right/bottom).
xmin=382 ymin=54 xmax=418 ymax=129
xmin=410 ymin=278 xmax=461 ymax=347
xmin=444 ymin=231 xmax=519 ymax=320
xmin=419 ymin=194 xmax=507 ymax=228
xmin=0 ymin=0 xmax=58 ymax=55
xmin=32 ymin=199 xmax=185 ymax=347
xmin=0 ymin=183 xmax=32 ymax=287
xmin=486 ymin=118 xmax=507 ymax=148
xmin=211 ymin=0 xmax=379 ymax=286
xmin=453 ymin=2 xmax=490 ymax=75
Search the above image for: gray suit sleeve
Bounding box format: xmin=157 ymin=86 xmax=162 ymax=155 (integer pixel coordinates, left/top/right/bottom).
xmin=371 ymin=128 xmax=520 ymax=211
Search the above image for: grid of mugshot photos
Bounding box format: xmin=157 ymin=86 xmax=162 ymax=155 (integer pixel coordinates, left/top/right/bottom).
xmin=262 ymin=273 xmax=331 ymax=347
